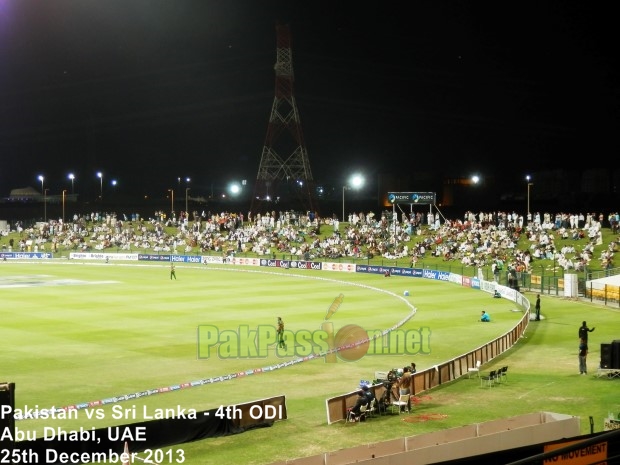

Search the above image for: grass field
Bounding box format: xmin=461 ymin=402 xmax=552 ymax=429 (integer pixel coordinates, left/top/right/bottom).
xmin=1 ymin=258 xmax=619 ymax=465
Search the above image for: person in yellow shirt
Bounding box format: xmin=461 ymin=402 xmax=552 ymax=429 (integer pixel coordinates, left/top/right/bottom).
xmin=395 ymin=366 xmax=412 ymax=412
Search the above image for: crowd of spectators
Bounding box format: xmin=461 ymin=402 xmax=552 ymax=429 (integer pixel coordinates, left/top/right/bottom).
xmin=1 ymin=209 xmax=618 ymax=274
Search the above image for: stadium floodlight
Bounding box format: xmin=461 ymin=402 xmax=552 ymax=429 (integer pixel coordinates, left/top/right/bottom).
xmin=97 ymin=172 xmax=103 ymax=201
xmin=68 ymin=173 xmax=75 ymax=194
xmin=342 ymin=174 xmax=364 ymax=222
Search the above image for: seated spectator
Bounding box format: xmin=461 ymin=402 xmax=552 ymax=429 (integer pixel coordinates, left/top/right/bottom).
xmin=361 ymin=385 xmax=376 ymax=407
xmin=349 ymin=390 xmax=369 ymax=421
xmin=480 ymin=310 xmax=491 ymax=322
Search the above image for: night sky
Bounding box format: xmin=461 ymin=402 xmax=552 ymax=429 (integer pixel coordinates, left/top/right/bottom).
xmin=0 ymin=1 xmax=618 ymax=204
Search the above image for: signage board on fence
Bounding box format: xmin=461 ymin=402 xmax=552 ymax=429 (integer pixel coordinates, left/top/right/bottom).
xmin=387 ymin=192 xmax=436 ymax=205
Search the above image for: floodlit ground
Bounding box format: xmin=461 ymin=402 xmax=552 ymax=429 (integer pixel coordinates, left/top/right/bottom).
xmin=1 ymin=259 xmax=618 ymax=464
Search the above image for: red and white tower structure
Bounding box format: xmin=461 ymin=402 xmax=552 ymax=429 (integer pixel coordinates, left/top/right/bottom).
xmin=251 ymin=24 xmax=317 ymax=215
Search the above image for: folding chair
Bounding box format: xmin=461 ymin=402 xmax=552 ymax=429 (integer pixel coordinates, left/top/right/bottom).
xmin=390 ymin=394 xmax=411 ymax=414
xmin=499 ymin=366 xmax=508 ymax=383
xmin=495 ymin=367 xmax=503 ymax=384
xmin=357 ymin=404 xmax=368 ymax=422
xmin=359 ymin=404 xmax=368 ymax=421
xmin=347 ymin=404 xmax=368 ymax=423
xmin=468 ymin=360 xmax=481 ymax=378
xmin=481 ymin=370 xmax=497 ymax=388
xmin=366 ymin=398 xmax=377 ymax=418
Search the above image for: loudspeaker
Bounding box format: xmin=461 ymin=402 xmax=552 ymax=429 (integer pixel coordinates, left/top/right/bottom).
xmin=600 ymin=343 xmax=613 ymax=369
xmin=612 ymin=340 xmax=620 ymax=369
xmin=0 ymin=382 xmax=16 ymax=450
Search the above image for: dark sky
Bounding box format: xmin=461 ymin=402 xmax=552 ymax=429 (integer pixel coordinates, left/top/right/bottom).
xmin=0 ymin=1 xmax=618 ymax=201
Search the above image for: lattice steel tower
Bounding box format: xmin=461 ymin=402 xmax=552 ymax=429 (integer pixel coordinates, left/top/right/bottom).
xmin=251 ymin=24 xmax=317 ymax=215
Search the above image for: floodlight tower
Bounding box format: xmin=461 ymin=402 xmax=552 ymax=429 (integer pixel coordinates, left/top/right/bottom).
xmin=251 ymin=23 xmax=318 ymax=216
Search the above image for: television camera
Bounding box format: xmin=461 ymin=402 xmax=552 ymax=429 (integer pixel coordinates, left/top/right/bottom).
xmin=374 ymin=369 xmax=402 ymax=405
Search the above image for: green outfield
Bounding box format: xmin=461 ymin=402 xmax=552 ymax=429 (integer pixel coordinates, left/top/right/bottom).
xmin=1 ymin=259 xmax=618 ymax=464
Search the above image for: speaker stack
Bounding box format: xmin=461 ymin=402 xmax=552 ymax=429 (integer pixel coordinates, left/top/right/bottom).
xmin=601 ymin=341 xmax=620 ymax=369
xmin=612 ymin=340 xmax=620 ymax=369
xmin=601 ymin=343 xmax=613 ymax=369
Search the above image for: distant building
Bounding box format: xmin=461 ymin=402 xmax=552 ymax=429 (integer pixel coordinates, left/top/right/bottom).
xmin=6 ymin=187 xmax=41 ymax=202
xmin=3 ymin=187 xmax=77 ymax=204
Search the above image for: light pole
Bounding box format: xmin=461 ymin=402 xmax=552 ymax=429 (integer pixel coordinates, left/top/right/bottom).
xmin=68 ymin=173 xmax=75 ymax=195
xmin=97 ymin=172 xmax=103 ymax=201
xmin=174 ymin=177 xmax=190 ymax=211
xmin=342 ymin=174 xmax=364 ymax=222
xmin=526 ymin=175 xmax=533 ymax=221
xmin=43 ymin=189 xmax=49 ymax=222
xmin=185 ymin=188 xmax=190 ymax=214
xmin=168 ymin=189 xmax=174 ymax=215
xmin=62 ymin=190 xmax=67 ymax=223
xmin=38 ymin=175 xmax=45 ymax=220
